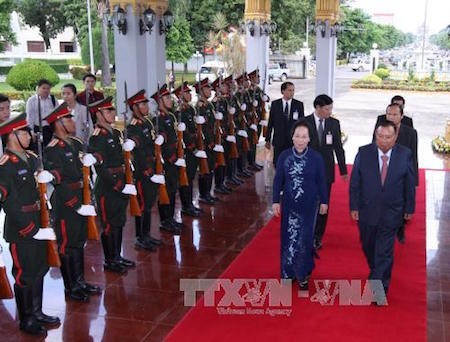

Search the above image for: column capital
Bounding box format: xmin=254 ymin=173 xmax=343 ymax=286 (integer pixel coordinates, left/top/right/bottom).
xmin=109 ymin=0 xmax=168 ymax=16
xmin=244 ymin=0 xmax=271 ymax=21
xmin=315 ymin=0 xmax=340 ymax=24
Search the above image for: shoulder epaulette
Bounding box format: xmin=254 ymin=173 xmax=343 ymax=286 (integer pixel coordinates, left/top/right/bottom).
xmin=130 ymin=118 xmax=139 ymax=126
xmin=70 ymin=136 xmax=84 ymax=145
xmin=92 ymin=128 xmax=101 ymax=136
xmin=26 ymin=150 xmax=38 ymax=158
xmin=47 ymin=138 xmax=59 ymax=147
xmin=0 ymin=154 xmax=10 ymax=165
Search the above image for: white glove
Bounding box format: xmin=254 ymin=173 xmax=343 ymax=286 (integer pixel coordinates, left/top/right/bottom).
xmin=122 ymin=139 xmax=135 ymax=152
xmin=228 ymin=107 xmax=236 ymax=115
xmin=82 ymin=153 xmax=97 ymax=167
xmin=250 ymin=124 xmax=258 ymax=131
xmin=237 ymin=130 xmax=248 ymax=138
xmin=150 ymin=174 xmax=166 ymax=184
xmin=178 ymin=123 xmax=186 ymax=132
xmin=240 ymin=103 xmax=247 ymax=111
xmin=252 ymin=100 xmax=258 ymax=107
xmin=194 ymin=150 xmax=207 ymax=159
xmin=33 ymin=228 xmax=56 ymax=241
xmin=0 ymin=250 xmax=5 ymax=267
xmin=122 ymin=184 xmax=137 ymax=195
xmin=195 ymin=116 xmax=206 ymax=125
xmin=260 ymin=120 xmax=268 ymax=127
xmin=214 ymin=112 xmax=223 ymax=120
xmin=262 ymin=95 xmax=269 ymax=102
xmin=226 ymin=135 xmax=236 ymax=143
xmin=155 ymin=134 xmax=164 ymax=146
xmin=76 ymin=204 xmax=97 ymax=216
xmin=175 ymin=158 xmax=186 ymax=167
xmin=37 ymin=170 xmax=54 ymax=184
xmin=213 ymin=144 xmax=224 ymax=153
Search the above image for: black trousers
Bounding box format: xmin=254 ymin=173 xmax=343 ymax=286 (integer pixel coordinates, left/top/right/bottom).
xmin=358 ymin=222 xmax=397 ymax=292
xmin=314 ymin=182 xmax=332 ymax=243
xmin=273 ymin=145 xmax=290 ymax=167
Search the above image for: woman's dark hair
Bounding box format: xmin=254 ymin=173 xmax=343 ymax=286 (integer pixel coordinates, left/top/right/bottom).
xmin=313 ymin=94 xmax=333 ymax=108
xmin=62 ymin=83 xmax=77 ymax=95
xmin=291 ymin=120 xmax=310 ymax=138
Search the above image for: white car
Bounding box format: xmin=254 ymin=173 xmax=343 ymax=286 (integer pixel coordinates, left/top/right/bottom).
xmin=350 ymin=58 xmax=372 ymax=72
xmin=268 ymin=63 xmax=289 ymax=83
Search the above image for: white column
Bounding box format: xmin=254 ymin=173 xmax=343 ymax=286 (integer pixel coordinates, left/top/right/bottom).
xmin=314 ymin=21 xmax=337 ymax=98
xmin=246 ymin=21 xmax=269 ymax=88
xmin=113 ymin=5 xmax=148 ymax=115
xmin=144 ymin=16 xmax=167 ymax=95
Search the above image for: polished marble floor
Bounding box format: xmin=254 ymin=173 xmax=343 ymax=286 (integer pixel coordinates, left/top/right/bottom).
xmin=0 ymin=144 xmax=449 ymax=341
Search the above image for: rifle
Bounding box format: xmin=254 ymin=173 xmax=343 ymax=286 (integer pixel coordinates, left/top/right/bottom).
xmin=238 ymin=92 xmax=250 ymax=152
xmin=214 ymin=77 xmax=225 ymax=167
xmin=177 ymin=80 xmax=189 ymax=187
xmin=123 ymin=82 xmax=142 ymax=217
xmin=195 ymin=103 xmax=210 ymax=176
xmin=261 ymin=67 xmax=269 ymax=138
xmin=250 ymin=82 xmax=259 ymax=145
xmin=83 ymin=90 xmax=99 ymax=240
xmin=37 ymin=97 xmax=60 ymax=267
xmin=155 ymin=83 xmax=170 ymax=204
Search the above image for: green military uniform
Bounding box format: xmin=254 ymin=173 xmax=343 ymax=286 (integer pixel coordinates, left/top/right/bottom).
xmin=0 ymin=113 xmax=59 ymax=336
xmin=88 ymin=97 xmax=133 ymax=273
xmin=234 ymin=84 xmax=252 ymax=178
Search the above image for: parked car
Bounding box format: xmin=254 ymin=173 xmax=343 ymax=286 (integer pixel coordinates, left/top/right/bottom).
xmin=350 ymin=58 xmax=372 ymax=72
xmin=195 ymin=60 xmax=228 ymax=82
xmin=268 ymin=63 xmax=289 ymax=83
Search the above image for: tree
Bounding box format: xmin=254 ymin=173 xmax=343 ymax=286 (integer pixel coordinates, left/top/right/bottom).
xmin=96 ymin=0 xmax=112 ymax=86
xmin=0 ymin=0 xmax=16 ymax=52
xmin=14 ymin=0 xmax=66 ymax=49
xmin=81 ymin=22 xmax=114 ymax=73
xmin=166 ymin=18 xmax=195 ymax=73
xmin=430 ymin=28 xmax=450 ymax=50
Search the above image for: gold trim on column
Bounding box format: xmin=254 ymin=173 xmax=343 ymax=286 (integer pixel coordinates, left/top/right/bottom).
xmin=148 ymin=0 xmax=169 ymax=16
xmin=244 ymin=0 xmax=271 ymax=21
xmin=109 ymin=0 xmax=166 ymax=15
xmin=315 ymin=0 xmax=340 ymax=24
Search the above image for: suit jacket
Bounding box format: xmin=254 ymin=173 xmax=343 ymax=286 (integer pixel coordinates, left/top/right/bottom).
xmin=301 ymin=114 xmax=347 ymax=183
xmin=372 ymin=124 xmax=418 ymax=185
xmin=266 ymin=98 xmax=304 ymax=148
xmin=349 ymin=143 xmax=416 ymax=228
xmin=376 ymin=114 xmax=413 ymax=128
xmin=76 ymin=90 xmax=105 ymax=106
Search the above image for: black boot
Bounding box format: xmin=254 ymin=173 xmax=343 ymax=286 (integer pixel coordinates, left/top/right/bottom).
xmin=60 ymin=252 xmax=89 ymax=302
xmin=180 ymin=186 xmax=200 ymax=217
xmin=170 ymin=193 xmax=185 ymax=229
xmin=141 ymin=210 xmax=162 ymax=246
xmin=73 ymin=248 xmax=102 ymax=295
xmin=188 ymin=183 xmax=203 ymax=213
xmin=14 ymin=285 xmax=47 ymax=336
xmin=206 ymin=173 xmax=219 ymax=202
xmin=135 ymin=213 xmax=157 ymax=250
xmin=114 ymin=228 xmax=136 ymax=268
xmin=101 ymin=232 xmax=127 ymax=274
xmin=32 ymin=278 xmax=61 ymax=325
xmin=199 ymin=175 xmax=214 ymax=204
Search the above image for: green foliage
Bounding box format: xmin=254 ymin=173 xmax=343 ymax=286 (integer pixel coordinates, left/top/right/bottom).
xmin=166 ymin=18 xmax=195 ymax=64
xmin=0 ymin=66 xmax=12 ymax=75
xmin=429 ymin=27 xmax=450 ymax=50
xmin=353 ymin=74 xmax=382 ymax=86
xmin=14 ymin=0 xmax=66 ymax=49
xmin=271 ymin=0 xmax=315 ymax=54
xmin=6 ymin=60 xmax=59 ymax=91
xmin=69 ymin=65 xmax=90 ymax=80
xmin=80 ymin=22 xmax=114 ymax=71
xmin=377 ymin=63 xmax=387 ymax=69
xmin=374 ymin=68 xmax=390 ymax=80
xmin=0 ymin=0 xmax=16 ymax=51
xmin=408 ymin=68 xmax=416 ymax=82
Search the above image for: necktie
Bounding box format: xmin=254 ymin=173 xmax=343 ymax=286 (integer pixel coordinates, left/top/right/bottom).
xmin=318 ymin=118 xmax=324 ymax=145
xmin=380 ymin=154 xmax=389 ymax=185
xmin=284 ymin=102 xmax=289 ymax=116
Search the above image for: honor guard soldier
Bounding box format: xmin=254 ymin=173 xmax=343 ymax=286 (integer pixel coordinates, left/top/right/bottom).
xmin=151 ymin=84 xmax=185 ymax=234
xmin=125 ymin=89 xmax=163 ymax=249
xmin=211 ymin=77 xmax=231 ymax=194
xmin=234 ymin=73 xmax=253 ymax=178
xmin=43 ymin=103 xmax=102 ymax=302
xmin=248 ymin=69 xmax=268 ymax=170
xmin=88 ymin=97 xmax=137 ymax=274
xmin=0 ymin=113 xmax=60 ymax=336
xmin=194 ymin=78 xmax=217 ymax=204
xmin=173 ymin=82 xmax=203 ymax=217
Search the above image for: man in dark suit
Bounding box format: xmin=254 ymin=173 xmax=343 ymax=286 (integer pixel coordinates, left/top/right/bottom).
xmin=375 ymin=95 xmax=413 ymax=128
xmin=350 ymin=121 xmax=416 ymax=302
xmin=265 ymin=81 xmax=304 ymax=166
xmin=373 ymin=103 xmax=418 ymax=244
xmin=300 ymin=94 xmax=347 ymax=250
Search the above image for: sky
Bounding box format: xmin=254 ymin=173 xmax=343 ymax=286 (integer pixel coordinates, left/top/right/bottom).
xmin=349 ymin=0 xmax=450 ymax=35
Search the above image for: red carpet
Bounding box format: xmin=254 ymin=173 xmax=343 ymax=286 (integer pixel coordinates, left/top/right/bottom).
xmin=166 ymin=169 xmax=426 ymax=342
